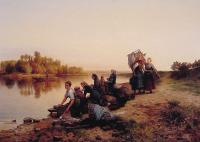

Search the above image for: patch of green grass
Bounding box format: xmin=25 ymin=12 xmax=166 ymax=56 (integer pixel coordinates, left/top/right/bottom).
xmin=170 ymin=80 xmax=200 ymax=96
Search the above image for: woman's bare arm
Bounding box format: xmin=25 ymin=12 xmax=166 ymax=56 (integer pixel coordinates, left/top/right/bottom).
xmin=60 ymin=96 xmax=67 ymax=105
xmin=64 ymin=99 xmax=75 ymax=114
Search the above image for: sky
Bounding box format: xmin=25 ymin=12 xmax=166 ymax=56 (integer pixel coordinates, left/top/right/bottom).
xmin=0 ymin=0 xmax=200 ymax=71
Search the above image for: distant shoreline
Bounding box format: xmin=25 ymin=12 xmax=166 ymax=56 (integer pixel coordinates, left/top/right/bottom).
xmin=0 ymin=72 xmax=89 ymax=80
xmin=0 ymin=71 xmax=171 ymax=81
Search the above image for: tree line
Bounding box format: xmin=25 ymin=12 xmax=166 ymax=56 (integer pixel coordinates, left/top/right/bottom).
xmin=0 ymin=51 xmax=83 ymax=75
xmin=171 ymin=59 xmax=200 ymax=78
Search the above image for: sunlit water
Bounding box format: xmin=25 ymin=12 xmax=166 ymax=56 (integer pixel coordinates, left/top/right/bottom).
xmin=0 ymin=75 xmax=130 ymax=130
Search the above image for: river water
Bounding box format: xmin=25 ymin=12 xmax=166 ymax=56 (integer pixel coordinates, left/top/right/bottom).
xmin=0 ymin=74 xmax=130 ymax=130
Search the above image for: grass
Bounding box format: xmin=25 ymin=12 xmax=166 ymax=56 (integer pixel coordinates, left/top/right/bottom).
xmin=161 ymin=100 xmax=200 ymax=129
xmin=131 ymin=123 xmax=154 ymax=142
xmin=169 ymin=79 xmax=200 ymax=96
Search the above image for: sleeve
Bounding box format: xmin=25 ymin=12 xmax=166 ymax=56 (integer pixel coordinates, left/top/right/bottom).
xmin=83 ymin=86 xmax=88 ymax=95
xmin=64 ymin=92 xmax=68 ymax=98
xmin=151 ymin=63 xmax=158 ymax=73
xmin=68 ymin=90 xmax=75 ymax=100
xmin=133 ymin=63 xmax=139 ymax=71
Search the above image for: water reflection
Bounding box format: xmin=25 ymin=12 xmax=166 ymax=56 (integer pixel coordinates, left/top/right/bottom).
xmin=0 ymin=78 xmax=15 ymax=89
xmin=0 ymin=77 xmax=63 ymax=98
xmin=0 ymin=74 xmax=130 ymax=98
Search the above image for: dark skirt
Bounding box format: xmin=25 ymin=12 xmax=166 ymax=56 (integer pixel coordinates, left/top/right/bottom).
xmin=130 ymin=73 xmax=144 ymax=90
xmin=144 ymin=71 xmax=155 ymax=90
xmin=90 ymin=89 xmax=102 ymax=104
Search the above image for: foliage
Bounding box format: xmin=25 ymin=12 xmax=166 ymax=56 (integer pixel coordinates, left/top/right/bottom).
xmin=171 ymin=60 xmax=200 ymax=79
xmin=161 ymin=100 xmax=185 ymax=126
xmin=15 ymin=61 xmax=32 ymax=74
xmin=161 ymin=100 xmax=200 ymax=132
xmin=0 ymin=51 xmax=83 ymax=75
xmin=3 ymin=61 xmax=16 ymax=74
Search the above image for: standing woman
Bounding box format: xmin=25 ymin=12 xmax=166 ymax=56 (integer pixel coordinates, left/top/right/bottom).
xmin=131 ymin=60 xmax=145 ymax=95
xmin=144 ymin=58 xmax=160 ymax=93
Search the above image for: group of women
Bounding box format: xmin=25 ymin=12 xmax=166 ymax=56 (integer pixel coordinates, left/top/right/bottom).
xmin=59 ymin=58 xmax=159 ymax=118
xmin=130 ymin=57 xmax=160 ymax=95
xmin=59 ymin=70 xmax=117 ymax=118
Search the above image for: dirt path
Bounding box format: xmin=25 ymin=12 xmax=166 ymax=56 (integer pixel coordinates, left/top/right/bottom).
xmin=114 ymin=75 xmax=200 ymax=123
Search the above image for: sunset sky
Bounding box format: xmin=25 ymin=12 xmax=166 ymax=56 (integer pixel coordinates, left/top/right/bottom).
xmin=0 ymin=0 xmax=200 ymax=71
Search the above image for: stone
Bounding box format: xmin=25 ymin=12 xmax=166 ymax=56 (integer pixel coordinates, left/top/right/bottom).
xmin=53 ymin=135 xmax=63 ymax=142
xmin=34 ymin=128 xmax=41 ymax=132
xmin=51 ymin=112 xmax=58 ymax=118
xmin=96 ymin=135 xmax=102 ymax=141
xmin=23 ymin=117 xmax=33 ymax=124
xmin=67 ymin=132 xmax=75 ymax=138
xmin=48 ymin=108 xmax=57 ymax=113
xmin=112 ymin=132 xmax=121 ymax=137
xmin=52 ymin=119 xmax=62 ymax=126
xmin=101 ymin=125 xmax=112 ymax=131
xmin=33 ymin=119 xmax=40 ymax=123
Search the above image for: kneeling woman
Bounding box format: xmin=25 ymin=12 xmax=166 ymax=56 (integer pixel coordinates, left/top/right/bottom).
xmin=81 ymin=81 xmax=102 ymax=105
xmin=59 ymin=81 xmax=75 ymax=118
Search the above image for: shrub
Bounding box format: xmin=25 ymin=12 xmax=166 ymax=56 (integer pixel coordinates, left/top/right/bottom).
xmin=161 ymin=100 xmax=185 ymax=126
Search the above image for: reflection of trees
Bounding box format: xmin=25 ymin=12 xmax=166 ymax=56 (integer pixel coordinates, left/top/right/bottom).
xmin=0 ymin=78 xmax=62 ymax=98
xmin=17 ymin=79 xmax=33 ymax=96
xmin=32 ymin=80 xmax=62 ymax=98
xmin=0 ymin=77 xmax=15 ymax=89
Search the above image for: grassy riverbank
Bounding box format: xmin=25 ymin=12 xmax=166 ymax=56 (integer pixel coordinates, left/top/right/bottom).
xmin=0 ymin=73 xmax=199 ymax=141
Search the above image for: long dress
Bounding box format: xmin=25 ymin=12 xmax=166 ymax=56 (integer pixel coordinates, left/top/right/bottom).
xmin=144 ymin=63 xmax=156 ymax=91
xmin=107 ymin=73 xmax=117 ymax=93
xmin=83 ymin=85 xmax=101 ymax=104
xmin=130 ymin=64 xmax=144 ymax=90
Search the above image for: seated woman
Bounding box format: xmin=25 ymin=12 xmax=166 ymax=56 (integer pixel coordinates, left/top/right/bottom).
xmin=59 ymin=81 xmax=75 ymax=118
xmin=100 ymin=76 xmax=107 ymax=95
xmin=88 ymin=103 xmax=115 ymax=121
xmin=91 ymin=74 xmax=101 ymax=93
xmin=107 ymin=70 xmax=117 ymax=94
xmin=81 ymin=81 xmax=102 ymax=105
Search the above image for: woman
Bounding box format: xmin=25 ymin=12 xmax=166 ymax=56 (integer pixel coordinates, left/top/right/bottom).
xmin=107 ymin=70 xmax=117 ymax=94
xmin=144 ymin=58 xmax=159 ymax=93
xmin=131 ymin=60 xmax=145 ymax=95
xmin=100 ymin=76 xmax=106 ymax=95
xmin=81 ymin=81 xmax=101 ymax=105
xmin=59 ymin=81 xmax=75 ymax=118
xmin=74 ymin=86 xmax=87 ymax=114
xmin=92 ymin=74 xmax=101 ymax=93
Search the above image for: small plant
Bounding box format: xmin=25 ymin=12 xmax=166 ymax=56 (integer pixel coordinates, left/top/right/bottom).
xmin=168 ymin=100 xmax=180 ymax=109
xmin=161 ymin=100 xmax=185 ymax=126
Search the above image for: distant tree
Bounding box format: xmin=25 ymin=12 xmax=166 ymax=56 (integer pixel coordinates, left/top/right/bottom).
xmin=62 ymin=65 xmax=68 ymax=74
xmin=68 ymin=66 xmax=83 ymax=74
xmin=31 ymin=63 xmax=45 ymax=74
xmin=0 ymin=51 xmax=84 ymax=75
xmin=15 ymin=61 xmax=32 ymax=74
xmin=5 ymin=61 xmax=16 ymax=74
xmin=178 ymin=63 xmax=190 ymax=78
xmin=171 ymin=61 xmax=190 ymax=79
xmin=34 ymin=51 xmax=42 ymax=64
xmin=171 ymin=61 xmax=181 ymax=71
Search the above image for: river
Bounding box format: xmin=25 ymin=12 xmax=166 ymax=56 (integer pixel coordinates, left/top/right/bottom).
xmin=0 ymin=74 xmax=130 ymax=130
